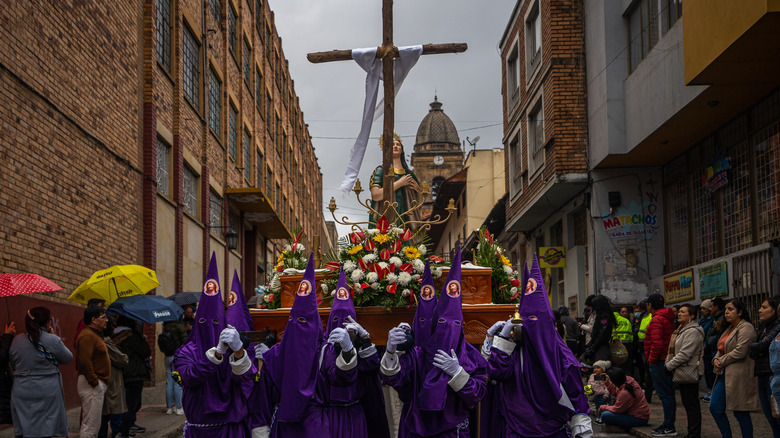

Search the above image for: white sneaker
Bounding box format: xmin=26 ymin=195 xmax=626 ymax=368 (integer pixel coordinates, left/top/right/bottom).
xmin=166 ymin=407 xmax=174 ymax=415
xmin=175 ymin=408 xmax=184 ymax=416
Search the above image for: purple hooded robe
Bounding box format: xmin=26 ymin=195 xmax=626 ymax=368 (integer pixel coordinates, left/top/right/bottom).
xmin=173 ymin=253 xmax=255 ymax=438
xmin=260 ymin=254 xmax=358 ymax=438
xmin=488 ymin=256 xmax=590 ymax=438
xmin=382 ymin=249 xmax=487 ymax=437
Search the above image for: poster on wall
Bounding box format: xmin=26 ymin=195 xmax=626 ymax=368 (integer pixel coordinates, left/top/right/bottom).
xmin=664 ymin=270 xmax=694 ymax=304
xmin=699 ymin=262 xmax=728 ymax=298
xmin=539 ymin=246 xmax=566 ymax=268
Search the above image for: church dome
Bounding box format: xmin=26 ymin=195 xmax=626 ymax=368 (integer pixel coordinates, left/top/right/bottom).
xmin=415 ymin=96 xmax=460 ymax=149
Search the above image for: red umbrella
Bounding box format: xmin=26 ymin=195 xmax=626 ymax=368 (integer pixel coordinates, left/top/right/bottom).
xmin=0 ymin=273 xmax=62 ymax=297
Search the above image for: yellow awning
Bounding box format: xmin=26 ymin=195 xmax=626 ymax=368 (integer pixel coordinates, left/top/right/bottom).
xmin=226 ymin=188 xmax=292 ymax=239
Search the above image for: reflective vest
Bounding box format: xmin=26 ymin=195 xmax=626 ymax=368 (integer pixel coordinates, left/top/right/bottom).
xmin=613 ymin=312 xmax=634 ymax=342
xmin=637 ymin=313 xmax=652 ymax=342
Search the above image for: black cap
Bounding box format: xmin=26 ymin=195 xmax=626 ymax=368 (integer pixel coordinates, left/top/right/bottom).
xmin=647 ymin=293 xmax=665 ymax=310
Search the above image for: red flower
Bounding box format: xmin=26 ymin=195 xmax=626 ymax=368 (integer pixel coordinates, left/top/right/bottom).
xmin=360 ymin=282 xmax=371 ymax=290
xmin=350 ymin=232 xmax=365 ymax=244
xmin=429 ymin=255 xmax=444 ymax=262
xmin=510 ymin=290 xmax=519 ymax=300
xmin=399 ymin=263 xmax=413 ymax=274
xmin=325 ymin=262 xmax=341 ymax=271
xmin=386 ymin=283 xmax=397 ymax=294
xmin=408 ymin=291 xmax=416 ymax=308
xmin=400 ymin=229 xmax=412 ymax=241
xmin=391 ymin=240 xmax=402 ymax=253
xmin=364 ymin=239 xmax=376 ymax=251
xmin=380 ymin=248 xmax=391 ymax=260
xmin=276 ymin=265 xmax=284 ymax=273
xmin=377 ymin=216 xmax=390 ymax=234
xmin=358 ymin=259 xmax=368 ymax=271
xmin=387 ymin=263 xmax=396 ymax=274
xmin=510 ymin=279 xmax=520 ymax=287
xmin=378 ymin=267 xmax=388 ymax=280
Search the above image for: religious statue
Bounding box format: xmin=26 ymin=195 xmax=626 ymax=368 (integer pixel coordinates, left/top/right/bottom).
xmin=369 ymin=134 xmax=423 ymax=225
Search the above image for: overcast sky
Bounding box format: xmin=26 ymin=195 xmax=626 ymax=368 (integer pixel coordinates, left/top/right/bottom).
xmin=267 ymin=1 xmax=516 ymax=237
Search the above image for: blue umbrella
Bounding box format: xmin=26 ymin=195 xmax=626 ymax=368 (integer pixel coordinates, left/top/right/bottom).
xmin=107 ymin=294 xmax=184 ymax=324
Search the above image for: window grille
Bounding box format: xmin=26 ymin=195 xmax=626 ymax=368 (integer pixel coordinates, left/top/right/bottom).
xmin=156 ymin=137 xmax=170 ymax=196
xmin=156 ymin=0 xmax=171 ymax=71
xmin=183 ymin=167 xmax=198 ymax=217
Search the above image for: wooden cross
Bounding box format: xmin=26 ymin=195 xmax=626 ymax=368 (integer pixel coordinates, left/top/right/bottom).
xmin=307 ymin=0 xmax=466 ymax=217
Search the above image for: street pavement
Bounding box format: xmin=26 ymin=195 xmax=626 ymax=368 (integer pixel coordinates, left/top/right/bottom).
xmin=591 ymin=388 xmax=774 ymax=438
xmin=0 ymin=381 xmax=184 ymax=438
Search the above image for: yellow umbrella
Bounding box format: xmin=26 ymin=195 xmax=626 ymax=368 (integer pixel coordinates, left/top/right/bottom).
xmin=68 ymin=265 xmax=160 ymax=305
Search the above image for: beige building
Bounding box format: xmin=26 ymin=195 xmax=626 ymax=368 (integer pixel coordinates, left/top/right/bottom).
xmin=429 ymin=149 xmax=506 ymax=260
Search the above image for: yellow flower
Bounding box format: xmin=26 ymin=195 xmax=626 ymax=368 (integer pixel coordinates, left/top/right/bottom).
xmin=404 ymin=246 xmax=421 ymax=259
xmin=347 ymin=245 xmax=363 ymax=255
xmin=500 ymin=255 xmax=512 ymax=267
xmin=373 ymin=234 xmax=391 ymax=244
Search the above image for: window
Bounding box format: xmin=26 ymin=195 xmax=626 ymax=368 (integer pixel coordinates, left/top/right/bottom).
xmin=243 ymin=129 xmax=252 ymax=181
xmin=208 ymin=68 xmax=221 ymax=137
xmin=266 ymin=93 xmax=273 ymax=137
xmin=255 ymin=0 xmax=263 ymax=35
xmin=282 ymin=130 xmax=288 ymax=166
xmin=275 ymin=114 xmax=280 ymax=153
xmin=756 ymin=120 xmax=780 ymax=241
xmin=228 ymin=104 xmax=238 ymax=161
xmin=209 ymin=190 xmax=222 ymax=229
xmin=722 ymin=141 xmax=752 ymax=254
xmin=431 ymin=176 xmax=445 ymax=201
xmin=156 ymin=0 xmax=171 ymax=71
xmin=265 ymin=25 xmax=271 ymax=57
xmin=664 ymin=156 xmax=690 ymax=271
xmin=156 ymin=137 xmax=170 ymax=196
xmin=256 ymin=67 xmax=264 ymax=115
xmin=508 ymin=132 xmax=522 ymax=197
xmin=275 ymin=183 xmax=281 ymax=211
xmin=243 ymin=38 xmax=252 ymax=87
xmin=183 ymin=25 xmax=200 ymax=108
xmin=228 ymin=4 xmax=237 ymax=55
xmin=527 ymin=99 xmax=545 ymax=176
xmin=209 ymin=0 xmax=220 ymax=23
xmin=256 ymin=152 xmax=263 ymax=189
xmin=267 ymin=169 xmax=274 ymax=201
xmin=183 ymin=166 xmax=198 ymax=217
xmin=506 ymin=42 xmax=520 ymax=106
xmin=526 ymin=1 xmax=541 ymax=76
xmin=628 ymin=0 xmax=660 ymax=73
xmin=664 ymin=0 xmax=682 ymax=32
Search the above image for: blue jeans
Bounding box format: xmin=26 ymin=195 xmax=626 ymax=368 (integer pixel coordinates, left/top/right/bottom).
xmin=649 ymin=362 xmax=676 ymax=428
xmin=758 ymin=375 xmax=780 ymax=438
xmin=709 ymin=371 xmax=753 ymax=438
xmin=165 ymin=356 xmax=182 ymax=409
xmin=592 ymin=393 xmax=609 ymax=412
xmin=600 ymin=411 xmax=648 ymax=429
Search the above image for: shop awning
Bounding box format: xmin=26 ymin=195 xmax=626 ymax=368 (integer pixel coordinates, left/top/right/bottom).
xmin=226 ymin=188 xmax=292 ymax=239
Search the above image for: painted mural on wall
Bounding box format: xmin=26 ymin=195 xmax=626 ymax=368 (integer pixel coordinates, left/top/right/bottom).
xmin=593 ymin=169 xmax=665 ymax=304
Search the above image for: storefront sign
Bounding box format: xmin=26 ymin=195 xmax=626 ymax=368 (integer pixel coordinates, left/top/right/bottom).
xmin=539 ymin=246 xmax=566 ymax=268
xmin=601 ymin=200 xmax=659 ymax=240
xmin=701 ymin=151 xmax=729 ymax=194
xmin=664 ymin=270 xmax=694 ymax=304
xmin=699 ymin=262 xmax=728 ymax=299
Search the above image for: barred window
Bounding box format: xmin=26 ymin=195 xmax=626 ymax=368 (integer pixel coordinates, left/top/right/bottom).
xmin=692 ymin=168 xmax=718 ymax=264
xmin=183 ymin=166 xmax=198 ymax=217
xmin=208 ymin=68 xmax=221 ymax=137
xmin=228 ymin=4 xmax=237 ymax=55
xmin=756 ymin=121 xmax=780 ymax=241
xmin=572 ymin=207 xmax=587 ymax=246
xmin=243 ymin=129 xmax=252 ymax=181
xmin=210 ymin=190 xmax=222 ymax=229
xmin=243 ymin=38 xmax=251 ymax=87
xmin=209 ymin=0 xmax=220 ymax=23
xmin=183 ymin=26 xmax=200 ymax=108
xmin=156 ymin=137 xmax=170 ymax=196
xmin=722 ymin=141 xmax=752 ymax=254
xmin=156 ymin=0 xmax=171 ymax=71
xmin=527 ymin=99 xmax=544 ymax=176
xmin=664 ymin=156 xmax=690 ymax=271
xmin=256 ymin=67 xmax=264 ymax=115
xmin=256 ymin=152 xmax=263 ymax=189
xmin=255 ymin=0 xmax=263 ymax=35
xmin=228 ymin=105 xmax=238 ymax=161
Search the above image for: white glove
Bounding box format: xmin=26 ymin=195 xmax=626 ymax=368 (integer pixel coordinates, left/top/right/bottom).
xmin=487 ymin=320 xmax=506 ymax=336
xmin=499 ymin=318 xmax=518 ymax=338
xmin=386 ymin=326 xmax=407 ymax=354
xmin=433 ymin=349 xmax=462 ymax=377
xmin=328 ymin=327 xmax=354 ymax=352
xmin=255 ymin=343 xmax=270 ymax=360
xmin=481 ymin=336 xmax=494 ymax=358
xmin=343 ymin=315 xmax=369 ymax=338
xmin=215 ymin=337 xmax=229 ymax=355
xmin=220 ymin=326 xmax=243 ymax=352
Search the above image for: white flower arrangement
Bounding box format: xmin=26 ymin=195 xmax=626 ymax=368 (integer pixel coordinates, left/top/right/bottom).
xmin=351 ymin=269 xmax=364 ymax=282
xmin=412 ymin=274 xmax=420 ymax=280
xmin=389 ymin=256 xmax=402 ymax=267
xmin=386 ymin=273 xmax=398 ymax=283
xmin=362 ymin=253 xmax=377 ymax=263
xmin=391 ymin=227 xmax=404 ymax=236
xmin=297 ymin=244 xmax=306 ymax=252
xmin=321 ymin=284 xmax=329 ymax=293
xmin=284 ymin=244 xmax=292 ymax=252
xmin=503 ymin=265 xmax=513 ymax=275
xmin=434 ymin=267 xmax=443 ymax=278
xmin=330 ymin=290 xmax=336 ymax=296
xmin=377 ymin=262 xmax=389 ymax=270
xmin=371 ymin=282 xmax=380 ymax=290
xmin=366 ymin=272 xmax=379 ymax=283
xmin=366 ymin=228 xmax=379 ymax=236
xmin=398 ymin=272 xmax=412 ymax=286
xmin=343 ymin=260 xmax=357 ymax=272
xmin=402 ymin=289 xmax=411 ymax=297
xmin=413 ymin=259 xmax=425 ymax=273
xmin=418 ymin=244 xmax=427 ymax=256
xmin=510 ymin=287 xmax=518 ymax=296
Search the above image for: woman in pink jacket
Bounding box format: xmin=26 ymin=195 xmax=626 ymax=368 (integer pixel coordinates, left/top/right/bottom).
xmin=597 ymin=367 xmax=650 ymax=431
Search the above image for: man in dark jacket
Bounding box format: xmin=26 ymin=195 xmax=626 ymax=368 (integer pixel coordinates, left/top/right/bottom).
xmin=558 ymin=306 xmax=580 ymax=353
xmin=644 ymin=293 xmax=676 ymax=437
xmin=702 ymin=297 xmax=724 ymax=402
xmin=113 ymin=317 xmax=150 ymax=436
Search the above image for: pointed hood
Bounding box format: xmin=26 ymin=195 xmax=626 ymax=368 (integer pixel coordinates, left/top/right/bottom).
xmin=326 ymin=267 xmax=356 ymax=335
xmin=261 ymin=253 xmax=323 ymax=422
xmin=418 ymin=248 xmax=480 ymax=411
xmin=502 ymin=254 xmax=582 ymax=435
xmin=413 ymin=260 xmax=437 ymax=347
xmin=226 ymin=270 xmax=254 ymax=332
xmin=190 ymin=253 xmax=226 ymax=355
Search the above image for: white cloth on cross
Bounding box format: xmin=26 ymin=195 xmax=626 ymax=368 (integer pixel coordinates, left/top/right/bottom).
xmin=339 ymin=45 xmax=423 ymax=195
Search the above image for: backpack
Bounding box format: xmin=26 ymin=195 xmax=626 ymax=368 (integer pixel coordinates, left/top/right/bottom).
xmin=157 ymin=331 xmax=179 ymax=356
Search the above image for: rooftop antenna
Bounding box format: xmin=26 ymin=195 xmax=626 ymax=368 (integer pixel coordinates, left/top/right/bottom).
xmin=466 ymin=136 xmax=480 ymax=157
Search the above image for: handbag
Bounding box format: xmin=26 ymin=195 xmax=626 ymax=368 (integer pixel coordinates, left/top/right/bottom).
xmin=609 ymin=336 xmax=628 ymax=365
xmin=672 ymin=347 xmax=703 ymax=384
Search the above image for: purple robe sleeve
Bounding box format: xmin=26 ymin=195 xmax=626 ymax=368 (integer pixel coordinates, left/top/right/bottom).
xmin=324 ymin=346 xmax=359 ymax=387
xmin=228 ymin=351 xmax=257 ymax=384
xmin=562 ymin=365 xmax=590 ymax=415
xmin=487 ymin=348 xmax=515 ymax=382
xmin=173 ymin=350 xmax=221 ymax=388
xmin=448 ymin=353 xmax=487 ymax=408
xmin=358 ymin=345 xmax=379 ymax=373
xmin=380 ymin=350 xmax=414 ymax=390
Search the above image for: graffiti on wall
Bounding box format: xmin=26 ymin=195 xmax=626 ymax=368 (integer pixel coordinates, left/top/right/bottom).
xmin=601 ymin=177 xmax=661 ymax=240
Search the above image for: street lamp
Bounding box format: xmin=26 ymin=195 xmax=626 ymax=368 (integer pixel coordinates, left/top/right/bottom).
xmin=207 ymin=225 xmax=239 ymax=251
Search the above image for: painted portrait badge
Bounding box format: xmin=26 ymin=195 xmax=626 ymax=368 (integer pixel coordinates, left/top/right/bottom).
xmin=297 ymin=280 xmax=312 ymax=296
xmin=227 ymin=291 xmax=238 ymax=307
xmin=524 ymin=278 xmax=538 ymax=295
xmin=203 ymin=279 xmax=220 ymax=296
xmin=446 ymin=280 xmax=461 ymax=298
xmin=420 ymin=285 xmax=435 ymax=301
xmin=336 ymin=287 xmax=350 ymax=300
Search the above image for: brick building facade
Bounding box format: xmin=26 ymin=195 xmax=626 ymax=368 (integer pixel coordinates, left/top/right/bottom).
xmin=0 ymin=0 xmax=323 ymax=406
